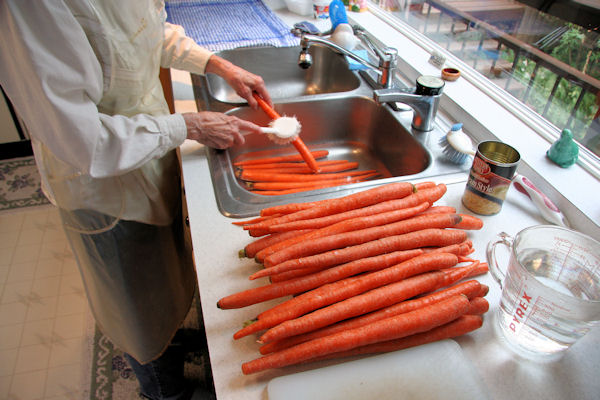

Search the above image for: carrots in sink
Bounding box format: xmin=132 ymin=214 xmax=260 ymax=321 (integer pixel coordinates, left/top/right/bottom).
xmin=220 ymin=181 xmax=489 ymax=375
xmin=233 ymin=150 xmax=384 ymax=195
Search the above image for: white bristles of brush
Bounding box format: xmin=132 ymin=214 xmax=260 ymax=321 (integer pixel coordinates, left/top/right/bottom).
xmin=260 ymin=116 xmax=302 ymax=145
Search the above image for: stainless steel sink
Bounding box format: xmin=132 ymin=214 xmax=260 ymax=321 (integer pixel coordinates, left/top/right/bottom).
xmin=188 ymin=45 xmax=470 ymax=217
xmin=204 ymin=96 xmax=469 ymax=217
xmin=204 ymin=46 xmax=360 ymax=104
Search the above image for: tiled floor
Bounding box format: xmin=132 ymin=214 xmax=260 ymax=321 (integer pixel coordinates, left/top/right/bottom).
xmin=0 ymin=206 xmax=89 ymax=400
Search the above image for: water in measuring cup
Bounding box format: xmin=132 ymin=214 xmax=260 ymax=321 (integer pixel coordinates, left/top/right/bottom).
xmin=497 ymin=248 xmax=600 ymax=360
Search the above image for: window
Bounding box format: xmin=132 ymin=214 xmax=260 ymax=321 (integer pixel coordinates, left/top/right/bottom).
xmin=371 ymin=0 xmax=600 ymax=159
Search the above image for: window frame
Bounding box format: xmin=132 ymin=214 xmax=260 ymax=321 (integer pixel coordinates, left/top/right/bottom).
xmin=347 ymin=4 xmax=599 ymax=227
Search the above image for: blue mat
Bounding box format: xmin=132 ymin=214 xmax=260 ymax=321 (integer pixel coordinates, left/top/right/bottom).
xmin=165 ymin=0 xmax=299 ymax=51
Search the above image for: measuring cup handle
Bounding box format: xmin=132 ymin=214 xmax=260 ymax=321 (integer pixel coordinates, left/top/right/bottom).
xmin=486 ymin=232 xmax=513 ymax=289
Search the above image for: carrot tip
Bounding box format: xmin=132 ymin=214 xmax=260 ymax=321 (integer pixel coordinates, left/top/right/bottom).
xmin=238 ymin=249 xmax=247 ymax=259
xmin=243 ymin=318 xmax=258 ymax=328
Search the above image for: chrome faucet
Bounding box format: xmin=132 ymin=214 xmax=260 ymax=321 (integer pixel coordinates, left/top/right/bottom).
xmin=292 ymin=27 xmax=398 ymax=89
xmin=374 ymin=76 xmax=445 ymax=131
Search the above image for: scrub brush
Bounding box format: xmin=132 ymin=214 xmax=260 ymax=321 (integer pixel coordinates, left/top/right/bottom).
xmin=259 ymin=117 xmax=302 ymax=144
xmin=439 ymin=123 xmax=475 ymax=164
xmin=252 ymin=92 xmax=300 ymax=145
xmin=252 ymin=92 xmax=321 ymax=172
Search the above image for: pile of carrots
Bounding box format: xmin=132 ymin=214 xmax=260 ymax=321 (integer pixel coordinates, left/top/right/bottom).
xmin=220 ymin=181 xmax=489 ymax=375
xmin=234 ymin=150 xmax=382 ymax=195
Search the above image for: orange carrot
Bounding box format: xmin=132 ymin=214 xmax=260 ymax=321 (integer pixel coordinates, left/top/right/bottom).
xmin=231 ymin=214 xmax=281 ymax=226
xmin=466 ymin=296 xmax=489 ymax=315
xmin=240 ymin=229 xmax=313 ymax=259
xmin=453 ymin=214 xmax=484 ymax=230
xmin=258 ymin=255 xmax=471 ymax=323
xmin=414 ymin=181 xmax=436 ymax=190
xmin=259 ymin=198 xmax=326 ymax=216
xmin=241 ymin=169 xmax=375 ymax=182
xmin=259 ymin=280 xmax=484 ymax=354
xmin=253 ymin=183 xmax=444 ymax=234
xmin=266 ymin=199 xmax=434 ymax=234
xmin=252 ymin=89 xmax=318 ymax=174
xmin=256 ymin=229 xmax=468 ymax=280
xmin=256 ymin=180 xmax=420 ymax=216
xmin=241 ymin=295 xmax=470 ymax=374
xmin=240 ymin=160 xmax=348 ymax=170
xmin=216 ymin=249 xmax=423 ymax=310
xmin=268 ymin=239 xmax=472 ymax=283
xmin=308 ymin=314 xmax=483 ymax=363
xmin=291 ymin=137 xmax=321 ymax=173
xmin=241 ymin=162 xmax=359 ymax=175
xmin=253 ymin=202 xmax=430 ymax=265
xmin=234 ymin=150 xmax=329 ymax=166
xmin=262 ymin=213 xmax=466 ymax=269
xmin=418 ymin=205 xmax=456 ymax=215
xmin=248 ymin=172 xmax=378 ymax=190
xmin=249 ymin=176 xmax=379 ymax=196
xmin=233 ymin=253 xmax=459 ymax=339
xmin=244 ymin=182 xmax=416 ymax=233
xmin=258 ymin=270 xmax=454 ymax=344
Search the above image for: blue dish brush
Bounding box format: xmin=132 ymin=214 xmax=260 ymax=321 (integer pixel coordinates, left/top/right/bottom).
xmin=439 ymin=123 xmax=476 ymax=164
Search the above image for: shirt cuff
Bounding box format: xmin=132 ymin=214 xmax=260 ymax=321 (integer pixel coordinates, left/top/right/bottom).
xmin=157 ymin=113 xmax=187 ymax=150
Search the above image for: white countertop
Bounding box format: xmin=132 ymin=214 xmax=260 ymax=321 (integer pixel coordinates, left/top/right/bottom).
xmin=180 ymin=140 xmax=600 ymax=400
xmin=174 ymin=7 xmax=600 ymax=399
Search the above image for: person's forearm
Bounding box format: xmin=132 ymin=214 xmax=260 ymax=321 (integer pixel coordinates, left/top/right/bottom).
xmin=161 ymin=22 xmax=213 ymax=74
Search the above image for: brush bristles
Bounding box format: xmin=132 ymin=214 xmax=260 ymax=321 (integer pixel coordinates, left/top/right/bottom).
xmin=266 ymin=132 xmax=297 ymax=145
xmin=439 ymin=136 xmax=471 ymax=165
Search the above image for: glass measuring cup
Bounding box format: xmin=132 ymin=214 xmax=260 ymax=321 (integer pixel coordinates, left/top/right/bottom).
xmin=487 ymin=225 xmax=600 ymax=361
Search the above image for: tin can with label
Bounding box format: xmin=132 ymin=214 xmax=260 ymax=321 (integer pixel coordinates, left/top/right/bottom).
xmin=462 ymin=141 xmax=520 ymax=215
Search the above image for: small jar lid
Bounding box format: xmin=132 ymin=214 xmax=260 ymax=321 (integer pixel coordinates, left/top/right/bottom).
xmin=442 ymin=67 xmax=461 ymax=81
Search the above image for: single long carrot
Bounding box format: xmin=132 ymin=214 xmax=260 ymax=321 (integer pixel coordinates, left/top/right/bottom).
xmin=418 ymin=205 xmax=456 ymax=215
xmin=240 ymin=160 xmax=347 ymax=170
xmin=241 ymin=295 xmax=471 ymax=374
xmin=255 ymin=229 xmax=468 ymax=280
xmin=308 ymin=314 xmax=483 ymax=363
xmin=241 ymin=169 xmax=375 ymax=182
xmin=262 ymin=213 xmax=466 ymax=270
xmin=257 ymin=181 xmax=440 ymax=217
xmin=234 ymin=150 xmax=329 ymax=166
xmin=266 ymin=199 xmax=431 ymax=234
xmin=247 ymin=174 xmax=379 ymax=204
xmin=244 ymin=182 xmax=416 ymax=233
xmin=216 ymin=249 xmax=423 ymax=310
xmin=239 ymin=229 xmax=313 ymax=259
xmin=241 ymin=162 xmax=359 ymax=175
xmin=258 ymin=270 xmax=453 ymax=344
xmin=291 ymin=137 xmax=321 ymax=173
xmin=248 ymin=172 xmax=378 ymax=190
xmin=253 ymin=202 xmax=430 ymax=265
xmin=233 ymin=253 xmax=459 ymax=339
xmin=265 ymin=183 xmax=448 ymax=235
xmin=268 ymin=239 xmax=473 ymax=283
xmin=259 ymin=279 xmax=484 ymax=353
xmin=231 ymin=214 xmax=282 ymax=227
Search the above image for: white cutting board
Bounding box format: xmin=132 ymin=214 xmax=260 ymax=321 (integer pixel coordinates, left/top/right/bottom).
xmin=267 ymin=339 xmax=490 ymax=400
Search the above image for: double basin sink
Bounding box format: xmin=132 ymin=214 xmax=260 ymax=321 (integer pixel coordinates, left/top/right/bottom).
xmin=191 ymin=45 xmax=469 ymax=217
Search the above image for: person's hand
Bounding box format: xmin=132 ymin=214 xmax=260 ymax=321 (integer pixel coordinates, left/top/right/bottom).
xmin=205 ymin=55 xmax=272 ymax=109
xmin=183 ymin=111 xmax=262 ymax=149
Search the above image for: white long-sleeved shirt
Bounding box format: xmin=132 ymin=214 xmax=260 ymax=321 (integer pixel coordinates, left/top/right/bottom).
xmin=0 ymin=0 xmax=214 ymax=225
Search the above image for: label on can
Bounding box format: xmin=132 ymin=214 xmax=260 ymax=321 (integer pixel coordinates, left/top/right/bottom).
xmin=463 ymin=154 xmax=513 ymax=215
